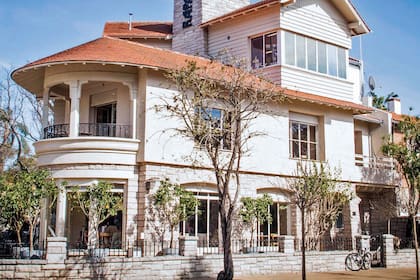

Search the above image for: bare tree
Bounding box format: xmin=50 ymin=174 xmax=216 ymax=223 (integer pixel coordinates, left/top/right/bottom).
xmin=288 ymin=162 xmax=349 ymax=280
xmin=0 ymin=67 xmax=42 ymax=171
xmin=157 ymin=60 xmax=283 ymax=280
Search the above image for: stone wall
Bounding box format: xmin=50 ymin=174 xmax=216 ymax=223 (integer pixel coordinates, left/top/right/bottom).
xmin=1 ymin=249 xmax=417 ymax=280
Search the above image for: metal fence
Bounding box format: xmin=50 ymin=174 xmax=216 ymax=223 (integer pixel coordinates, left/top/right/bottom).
xmin=0 ymin=241 xmax=46 ymax=259
xmin=294 ymin=237 xmax=353 ymax=252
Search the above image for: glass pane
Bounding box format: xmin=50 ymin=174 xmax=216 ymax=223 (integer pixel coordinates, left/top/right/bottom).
xmin=270 ymin=204 xmax=278 ymax=234
xmin=209 ymin=200 xmax=219 ymax=247
xmin=292 ymin=123 xmax=299 ymax=139
xmin=310 ymin=143 xmax=317 ymax=160
xmin=292 ymin=141 xmax=300 ymax=158
xmin=300 ymin=124 xmax=308 ymax=141
xmin=210 ymin=108 xmax=222 ymax=129
xmin=265 ymin=33 xmax=277 ymax=66
xmin=251 ymin=36 xmax=263 ymax=69
xmin=310 ymin=125 xmax=316 ymax=142
xmin=307 ymin=38 xmax=317 ymax=71
xmin=318 ymin=42 xmax=327 ymax=74
xmin=296 ymin=35 xmax=306 ymax=68
xmin=301 ymin=142 xmax=308 ymax=158
xmin=186 ymin=215 xmax=196 ymax=236
xmin=328 ymin=45 xmax=338 ymax=76
xmin=337 ymin=48 xmax=347 ymax=79
xmin=198 ymin=200 xmax=207 ymax=234
xmin=285 ymin=32 xmax=295 ymax=66
xmin=279 ymin=207 xmax=288 ymax=235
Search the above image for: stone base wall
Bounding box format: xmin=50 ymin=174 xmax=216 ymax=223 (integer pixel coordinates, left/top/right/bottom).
xmin=1 ymin=251 xmax=417 ymax=280
xmin=385 ymin=249 xmax=417 ymax=268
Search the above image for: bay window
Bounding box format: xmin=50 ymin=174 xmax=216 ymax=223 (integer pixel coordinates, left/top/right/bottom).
xmin=251 ymin=32 xmax=278 ymax=69
xmin=284 ymin=31 xmax=347 ymax=79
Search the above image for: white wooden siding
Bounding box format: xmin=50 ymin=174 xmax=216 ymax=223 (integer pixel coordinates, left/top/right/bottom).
xmin=281 ymin=65 xmax=354 ymax=101
xmin=280 ymin=0 xmax=351 ymax=48
xmin=208 ymin=7 xmax=280 ymax=61
xmin=255 ymin=65 xmax=282 ymax=84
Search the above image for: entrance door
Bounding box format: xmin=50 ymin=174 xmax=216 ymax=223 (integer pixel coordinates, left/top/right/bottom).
xmin=95 ymin=103 xmax=116 ymax=136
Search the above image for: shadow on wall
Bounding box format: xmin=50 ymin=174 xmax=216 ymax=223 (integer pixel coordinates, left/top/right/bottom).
xmin=178 ymin=256 xmax=213 ymax=280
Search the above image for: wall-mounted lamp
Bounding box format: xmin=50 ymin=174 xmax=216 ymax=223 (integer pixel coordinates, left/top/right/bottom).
xmin=145 ymin=181 xmax=151 ymax=193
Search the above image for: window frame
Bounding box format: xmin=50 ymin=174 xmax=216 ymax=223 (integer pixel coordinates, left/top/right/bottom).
xmin=283 ymin=31 xmax=347 ymax=79
xmin=289 ymin=120 xmax=319 ymax=160
xmin=194 ymin=107 xmax=232 ymax=150
xmin=250 ymin=32 xmax=278 ymax=69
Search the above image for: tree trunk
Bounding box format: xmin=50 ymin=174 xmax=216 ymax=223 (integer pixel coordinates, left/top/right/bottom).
xmin=301 ymin=208 xmax=306 ymax=280
xmin=88 ymin=202 xmax=99 ymax=249
xmin=29 ymin=223 xmax=34 ymax=257
xmin=16 ymin=224 xmax=22 ymax=246
xmin=219 ymin=203 xmax=234 ymax=280
xmin=170 ymin=226 xmax=174 ymax=249
xmin=413 ymin=215 xmax=419 ymax=280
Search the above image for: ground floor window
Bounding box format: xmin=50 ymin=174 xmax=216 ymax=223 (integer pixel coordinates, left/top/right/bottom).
xmin=66 ymin=184 xmax=124 ymax=249
xmin=180 ymin=191 xmax=219 ymax=247
xmin=259 ymin=203 xmax=289 ymax=243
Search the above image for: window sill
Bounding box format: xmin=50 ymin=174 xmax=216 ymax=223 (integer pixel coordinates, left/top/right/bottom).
xmin=251 ymin=63 xmax=281 ymax=71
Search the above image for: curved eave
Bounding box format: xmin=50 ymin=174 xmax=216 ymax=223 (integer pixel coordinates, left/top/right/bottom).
xmin=11 ymin=60 xmax=163 ymax=96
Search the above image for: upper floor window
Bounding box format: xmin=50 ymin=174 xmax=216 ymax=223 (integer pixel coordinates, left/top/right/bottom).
xmin=251 ymin=32 xmax=278 ymax=69
xmin=289 ymin=121 xmax=318 ymax=160
xmin=284 ymin=31 xmax=347 ymax=79
xmin=195 ymin=107 xmax=232 ymax=150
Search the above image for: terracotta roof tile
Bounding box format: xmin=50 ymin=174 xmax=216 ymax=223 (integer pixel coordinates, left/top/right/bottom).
xmin=103 ymin=21 xmax=172 ymax=39
xmin=13 ymin=37 xmax=371 ymax=114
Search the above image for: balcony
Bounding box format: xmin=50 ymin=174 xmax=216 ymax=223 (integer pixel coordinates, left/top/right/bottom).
xmin=43 ymin=123 xmax=132 ymax=139
xmin=354 ymin=154 xmax=395 ymax=170
xmin=354 ymin=154 xmax=398 ymax=186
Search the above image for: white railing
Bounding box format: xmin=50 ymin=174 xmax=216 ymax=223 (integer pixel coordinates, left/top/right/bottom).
xmin=355 ymin=154 xmax=395 ymax=170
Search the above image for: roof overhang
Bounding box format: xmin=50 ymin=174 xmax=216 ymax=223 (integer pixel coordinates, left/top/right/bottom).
xmin=331 ymin=0 xmax=370 ymax=35
xmin=354 ymin=114 xmax=383 ymax=125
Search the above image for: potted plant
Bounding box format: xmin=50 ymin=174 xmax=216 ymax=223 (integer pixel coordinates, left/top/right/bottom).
xmin=239 ymin=194 xmax=273 ymax=253
xmin=152 ymin=178 xmax=198 ymax=255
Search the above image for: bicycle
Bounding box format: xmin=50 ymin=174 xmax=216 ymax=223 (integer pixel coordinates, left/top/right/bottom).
xmin=345 ymin=248 xmax=372 ymax=271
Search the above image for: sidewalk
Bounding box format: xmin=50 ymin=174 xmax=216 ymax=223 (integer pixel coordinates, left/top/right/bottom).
xmin=237 ymin=267 xmax=416 ymax=280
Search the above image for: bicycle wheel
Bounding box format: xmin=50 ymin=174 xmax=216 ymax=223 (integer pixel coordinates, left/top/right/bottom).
xmin=345 ymin=253 xmax=362 ymax=271
xmin=362 ymin=252 xmax=372 ymax=270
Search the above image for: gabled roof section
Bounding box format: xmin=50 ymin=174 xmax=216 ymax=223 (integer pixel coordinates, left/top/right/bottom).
xmin=200 ymin=0 xmax=281 ymax=27
xmin=12 ymin=36 xmax=371 ymax=115
xmin=201 ymin=0 xmax=370 ymax=35
xmin=103 ymin=21 xmax=173 ymax=39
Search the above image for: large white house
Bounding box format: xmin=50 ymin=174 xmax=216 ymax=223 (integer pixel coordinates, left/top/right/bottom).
xmin=12 ymin=0 xmax=402 ymax=250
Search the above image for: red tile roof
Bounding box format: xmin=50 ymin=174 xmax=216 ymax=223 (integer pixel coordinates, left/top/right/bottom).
xmin=103 ymin=21 xmax=172 ymax=39
xmin=13 ymin=37 xmax=371 ymax=114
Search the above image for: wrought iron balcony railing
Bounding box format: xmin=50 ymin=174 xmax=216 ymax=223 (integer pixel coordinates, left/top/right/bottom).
xmin=43 ymin=123 xmax=132 ymax=139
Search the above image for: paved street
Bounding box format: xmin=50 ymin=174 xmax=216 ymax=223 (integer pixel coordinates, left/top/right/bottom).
xmin=237 ymin=268 xmax=416 ymax=280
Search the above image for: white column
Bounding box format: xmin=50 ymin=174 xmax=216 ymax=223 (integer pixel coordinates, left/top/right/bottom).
xmin=39 ymin=198 xmax=49 ymax=246
xmin=130 ymin=86 xmax=138 ymax=139
xmin=68 ymin=81 xmax=81 ymax=137
xmin=42 ymin=88 xmax=50 ymax=129
xmin=55 ymin=185 xmax=67 ymax=237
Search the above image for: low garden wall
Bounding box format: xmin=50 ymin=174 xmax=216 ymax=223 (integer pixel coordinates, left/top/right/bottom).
xmin=0 ymin=234 xmax=417 ymax=279
xmin=0 ymin=251 xmax=349 ymax=279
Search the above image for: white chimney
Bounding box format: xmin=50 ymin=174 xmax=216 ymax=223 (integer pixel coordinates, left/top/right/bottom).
xmin=129 ymin=13 xmax=133 ymax=31
xmin=362 ymin=95 xmax=373 ymax=108
xmin=388 ymin=98 xmax=401 ymax=114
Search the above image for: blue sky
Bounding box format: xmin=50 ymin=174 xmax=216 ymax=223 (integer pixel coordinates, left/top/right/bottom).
xmin=0 ymin=0 xmax=418 ymax=115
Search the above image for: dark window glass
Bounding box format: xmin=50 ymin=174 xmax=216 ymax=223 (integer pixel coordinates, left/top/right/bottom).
xmin=251 ymin=36 xmax=263 ymax=69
